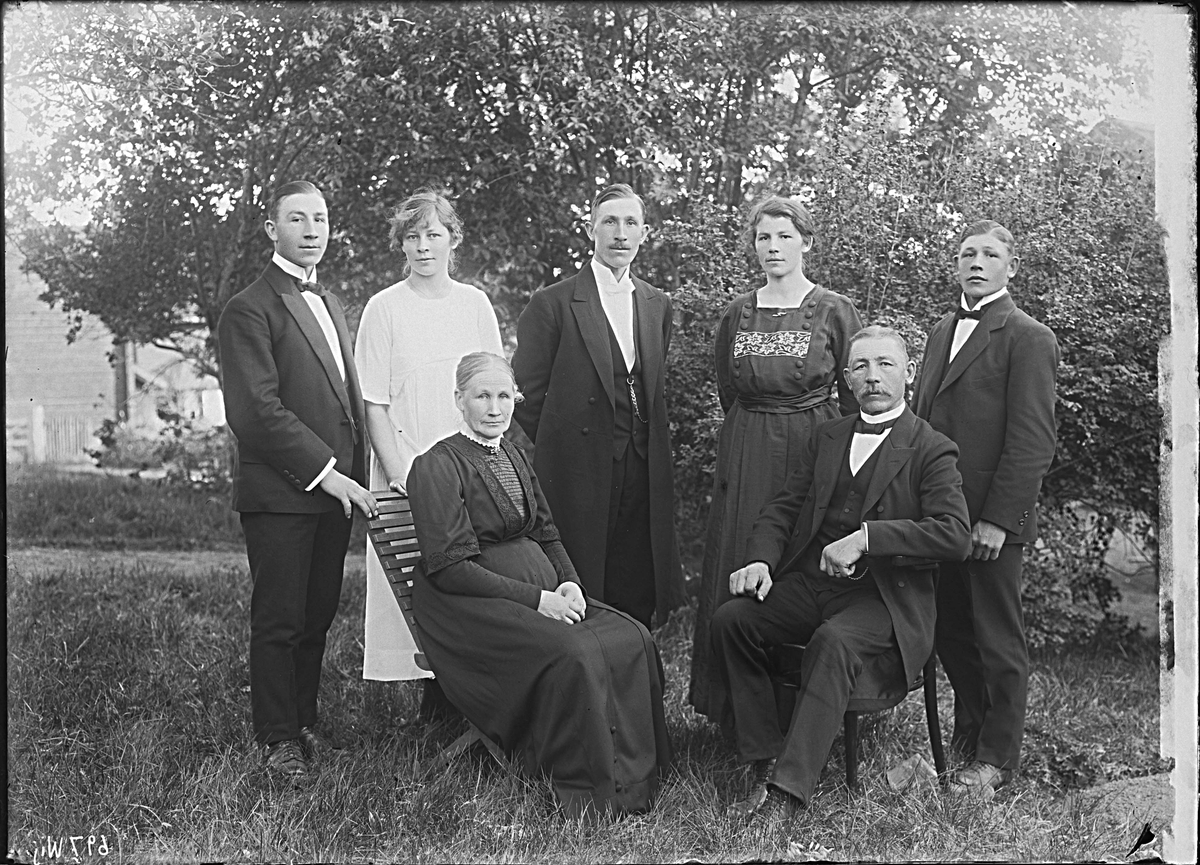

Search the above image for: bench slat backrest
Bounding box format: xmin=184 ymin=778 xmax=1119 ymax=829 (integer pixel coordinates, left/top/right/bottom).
xmin=365 ymin=491 xmax=431 ymax=672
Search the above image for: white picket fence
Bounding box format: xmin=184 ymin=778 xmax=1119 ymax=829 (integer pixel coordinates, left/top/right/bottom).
xmin=6 ymin=408 xmax=101 ymax=465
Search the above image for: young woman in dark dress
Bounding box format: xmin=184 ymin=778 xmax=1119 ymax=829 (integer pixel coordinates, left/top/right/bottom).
xmin=689 ymin=197 xmax=862 ymax=725
xmin=406 ymin=352 xmax=671 ymax=818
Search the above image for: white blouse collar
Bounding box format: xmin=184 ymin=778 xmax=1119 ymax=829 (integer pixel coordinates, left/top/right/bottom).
xmin=458 ymin=422 xmax=502 ymax=453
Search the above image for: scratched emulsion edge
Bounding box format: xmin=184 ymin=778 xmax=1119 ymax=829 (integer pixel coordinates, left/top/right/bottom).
xmin=1152 ymin=7 xmax=1200 ymax=863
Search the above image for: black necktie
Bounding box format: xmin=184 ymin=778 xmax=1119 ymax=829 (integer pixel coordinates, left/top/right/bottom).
xmin=955 ymin=306 xmax=983 ymax=320
xmin=855 ymin=418 xmax=898 ymax=435
xmin=299 ymin=280 xmax=327 ymax=297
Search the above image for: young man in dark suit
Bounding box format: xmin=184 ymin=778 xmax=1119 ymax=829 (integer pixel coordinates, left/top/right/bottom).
xmin=713 ymin=326 xmax=971 ymax=823
xmin=512 ymin=183 xmax=684 ymax=630
xmin=218 ymin=180 xmax=377 ymax=778
xmin=911 ymin=220 xmax=1059 ymax=797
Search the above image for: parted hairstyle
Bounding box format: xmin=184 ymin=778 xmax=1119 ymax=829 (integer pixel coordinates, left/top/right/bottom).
xmin=388 ymin=190 xmax=464 ymax=275
xmin=455 ymin=352 xmax=525 ymax=402
xmin=958 ymin=219 xmax=1016 ymax=256
xmin=847 ymin=324 xmax=909 ymax=359
xmin=742 ymin=195 xmax=817 ymax=255
xmin=589 ymin=183 xmax=646 ymax=224
xmin=267 ymin=180 xmax=323 ymax=224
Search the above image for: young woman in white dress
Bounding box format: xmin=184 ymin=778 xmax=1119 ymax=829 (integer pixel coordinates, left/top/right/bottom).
xmin=354 ymin=191 xmax=503 ymax=685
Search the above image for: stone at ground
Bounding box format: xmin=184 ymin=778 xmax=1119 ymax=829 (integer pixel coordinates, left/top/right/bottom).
xmin=886 ymin=753 xmax=937 ymax=792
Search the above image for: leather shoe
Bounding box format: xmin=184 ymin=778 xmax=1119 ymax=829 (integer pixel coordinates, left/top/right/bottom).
xmin=299 ymin=726 xmax=322 ymax=762
xmin=263 ymin=738 xmax=309 ymax=778
xmin=947 ymin=760 xmax=1011 ymax=799
xmin=757 ymin=785 xmax=802 ymax=827
xmin=726 ymin=758 xmax=776 ymax=817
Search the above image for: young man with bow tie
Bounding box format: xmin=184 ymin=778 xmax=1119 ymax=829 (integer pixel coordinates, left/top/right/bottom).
xmin=911 ymin=220 xmax=1059 ymax=797
xmin=712 ymin=326 xmax=971 ymax=823
xmin=217 ymin=180 xmax=377 ymax=779
xmin=512 ymin=183 xmax=685 ymax=631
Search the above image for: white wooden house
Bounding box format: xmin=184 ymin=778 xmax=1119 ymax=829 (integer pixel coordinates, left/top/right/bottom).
xmin=5 ymin=247 xmax=224 ymax=465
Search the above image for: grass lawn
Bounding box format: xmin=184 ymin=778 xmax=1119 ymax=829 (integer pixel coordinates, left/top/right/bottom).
xmin=6 ymin=470 xmax=1168 ymax=862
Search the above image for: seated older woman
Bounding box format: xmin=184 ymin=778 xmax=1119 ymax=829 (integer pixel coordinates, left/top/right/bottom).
xmin=406 ymin=351 xmax=672 ymax=817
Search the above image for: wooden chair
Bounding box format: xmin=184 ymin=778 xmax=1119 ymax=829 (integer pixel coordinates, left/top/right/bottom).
xmin=767 ymin=561 xmax=947 ymax=789
xmin=365 ymin=491 xmax=507 ymax=773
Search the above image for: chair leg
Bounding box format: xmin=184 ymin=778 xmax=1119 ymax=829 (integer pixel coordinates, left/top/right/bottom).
xmin=476 ymin=726 xmax=509 ymax=769
xmin=844 ymin=712 xmax=859 ymax=788
xmin=426 ymin=725 xmax=482 ymax=774
xmin=426 ymin=722 xmax=508 ymax=774
xmin=922 ymin=653 xmax=947 ymax=776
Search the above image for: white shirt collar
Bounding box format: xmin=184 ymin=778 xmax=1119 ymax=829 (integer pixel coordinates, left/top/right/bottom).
xmin=959 ymin=286 xmax=1008 ymax=311
xmin=272 ymin=252 xmax=317 ymax=283
xmin=590 ymin=258 xmax=634 ymax=293
xmin=859 ymin=403 xmax=906 ymax=424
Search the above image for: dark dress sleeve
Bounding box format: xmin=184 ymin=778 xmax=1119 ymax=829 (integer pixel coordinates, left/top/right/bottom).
xmin=828 ymin=294 xmax=863 ymax=415
xmin=713 ymin=297 xmax=741 ymax=414
xmin=408 ymin=447 xmax=542 ymax=609
xmin=516 ymin=444 xmax=580 ymax=586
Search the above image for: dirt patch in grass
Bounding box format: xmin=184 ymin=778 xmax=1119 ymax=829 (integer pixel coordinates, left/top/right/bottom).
xmin=1083 ymin=772 xmax=1174 ymax=830
xmin=1079 ymin=773 xmax=1174 ymax=859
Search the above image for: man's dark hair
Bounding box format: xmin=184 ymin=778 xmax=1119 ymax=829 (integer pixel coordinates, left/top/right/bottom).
xmin=267 ymin=180 xmax=324 ymax=224
xmin=957 ymin=219 xmax=1015 ymax=256
xmin=589 ymin=183 xmax=646 ymax=224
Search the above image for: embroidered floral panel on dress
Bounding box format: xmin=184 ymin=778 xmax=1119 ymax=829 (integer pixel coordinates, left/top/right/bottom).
xmin=733 ymin=330 xmax=812 ymax=359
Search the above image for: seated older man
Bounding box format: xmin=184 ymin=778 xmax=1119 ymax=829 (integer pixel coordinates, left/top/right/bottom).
xmin=712 ymin=325 xmax=971 ymax=823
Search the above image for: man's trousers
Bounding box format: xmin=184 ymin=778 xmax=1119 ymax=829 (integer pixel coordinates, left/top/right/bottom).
xmin=711 ymin=570 xmax=895 ymax=804
xmin=935 ymin=544 xmax=1027 ymax=770
xmin=241 ymin=509 xmax=353 ymax=745
xmin=604 ymin=444 xmax=656 ymax=630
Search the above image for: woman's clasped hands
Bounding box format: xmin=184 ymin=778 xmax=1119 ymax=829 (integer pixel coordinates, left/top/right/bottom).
xmin=538 ymin=581 xmax=587 ymax=624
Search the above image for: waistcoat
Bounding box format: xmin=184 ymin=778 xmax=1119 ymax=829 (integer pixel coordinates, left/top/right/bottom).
xmin=607 ymin=306 xmax=649 ymax=460
xmin=796 ymin=438 xmax=884 ymax=579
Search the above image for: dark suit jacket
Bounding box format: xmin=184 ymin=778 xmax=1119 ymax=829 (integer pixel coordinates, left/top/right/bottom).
xmin=910 ymin=292 xmax=1059 ymax=543
xmin=217 ymin=261 xmax=367 ymax=513
xmin=512 ymin=259 xmax=685 ymax=623
xmin=744 ymin=408 xmax=971 ymax=686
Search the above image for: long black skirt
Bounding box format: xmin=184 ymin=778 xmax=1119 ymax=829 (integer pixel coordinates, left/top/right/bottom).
xmin=412 ymin=537 xmax=671 ymax=818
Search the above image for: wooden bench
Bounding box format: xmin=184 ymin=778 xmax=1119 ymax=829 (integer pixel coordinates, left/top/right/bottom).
xmin=366 ymin=491 xmax=507 ymax=773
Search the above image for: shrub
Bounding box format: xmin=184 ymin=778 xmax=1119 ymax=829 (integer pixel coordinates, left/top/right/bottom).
xmin=89 ymin=417 xmax=160 ymax=469
xmin=658 ymin=199 xmax=753 ymax=561
xmin=1023 ymin=504 xmax=1123 ymax=650
xmin=90 ymin=405 xmax=233 ymax=491
xmin=152 ymin=405 xmax=234 ymax=491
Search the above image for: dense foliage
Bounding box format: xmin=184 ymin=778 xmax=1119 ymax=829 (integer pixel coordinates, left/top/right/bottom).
xmin=6 ymin=2 xmax=1163 ymax=644
xmin=6 ymin=2 xmax=1141 ymax=362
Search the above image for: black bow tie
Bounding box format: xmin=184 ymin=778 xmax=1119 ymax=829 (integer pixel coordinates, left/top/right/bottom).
xmin=855 ymin=418 xmax=898 ymax=435
xmin=955 ymin=306 xmax=983 ymax=320
xmin=299 ymin=280 xmax=326 ymax=297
